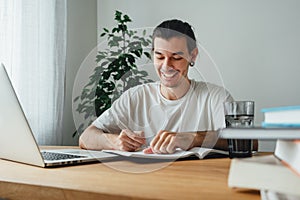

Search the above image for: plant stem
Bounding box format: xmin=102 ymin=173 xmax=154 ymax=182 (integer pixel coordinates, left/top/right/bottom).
xmin=122 ymin=22 xmax=126 ymax=89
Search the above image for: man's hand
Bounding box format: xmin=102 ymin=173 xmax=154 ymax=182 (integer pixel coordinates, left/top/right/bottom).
xmin=112 ymin=129 xmax=146 ymax=152
xmin=143 ymin=130 xmax=195 ymax=154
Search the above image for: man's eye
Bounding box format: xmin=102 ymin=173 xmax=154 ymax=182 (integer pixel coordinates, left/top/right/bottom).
xmin=155 ymin=56 xmax=164 ymax=60
xmin=173 ymin=56 xmax=182 ymax=60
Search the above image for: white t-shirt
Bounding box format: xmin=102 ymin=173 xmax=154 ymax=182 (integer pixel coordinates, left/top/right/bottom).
xmin=93 ymin=80 xmax=233 ymax=144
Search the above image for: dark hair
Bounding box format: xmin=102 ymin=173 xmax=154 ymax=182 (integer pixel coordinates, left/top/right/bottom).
xmin=152 ymin=19 xmax=197 ymax=52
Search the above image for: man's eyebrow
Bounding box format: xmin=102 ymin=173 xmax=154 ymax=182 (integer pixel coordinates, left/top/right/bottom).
xmin=172 ymin=51 xmax=184 ymax=56
xmin=154 ymin=51 xmax=184 ymax=56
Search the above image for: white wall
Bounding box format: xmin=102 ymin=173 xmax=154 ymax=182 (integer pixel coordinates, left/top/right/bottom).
xmin=96 ymin=0 xmax=300 ymax=151
xmin=62 ymin=0 xmax=97 ymax=145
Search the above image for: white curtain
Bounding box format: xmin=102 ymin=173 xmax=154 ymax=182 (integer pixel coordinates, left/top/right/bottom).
xmin=0 ymin=0 xmax=67 ymax=145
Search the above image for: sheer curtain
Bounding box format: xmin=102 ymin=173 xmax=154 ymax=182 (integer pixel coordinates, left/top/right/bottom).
xmin=0 ymin=0 xmax=67 ymax=145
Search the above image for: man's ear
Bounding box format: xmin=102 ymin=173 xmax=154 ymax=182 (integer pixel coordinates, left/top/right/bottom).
xmin=190 ymin=48 xmax=199 ymax=63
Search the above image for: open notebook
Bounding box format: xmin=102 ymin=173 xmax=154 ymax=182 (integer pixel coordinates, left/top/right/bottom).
xmin=104 ymin=147 xmax=228 ymax=160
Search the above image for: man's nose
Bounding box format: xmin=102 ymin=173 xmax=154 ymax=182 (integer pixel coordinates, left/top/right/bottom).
xmin=162 ymin=58 xmax=173 ymax=70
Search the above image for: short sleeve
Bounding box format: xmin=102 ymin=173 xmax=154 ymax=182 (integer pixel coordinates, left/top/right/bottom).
xmin=92 ymin=89 xmax=133 ymax=133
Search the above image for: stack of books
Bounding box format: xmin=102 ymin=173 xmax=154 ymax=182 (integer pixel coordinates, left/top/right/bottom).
xmin=227 ymin=105 xmax=300 ymax=199
xmin=218 ymin=105 xmax=300 ymax=140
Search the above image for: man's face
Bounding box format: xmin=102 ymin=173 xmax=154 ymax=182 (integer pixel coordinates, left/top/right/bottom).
xmin=153 ymin=37 xmax=195 ymax=88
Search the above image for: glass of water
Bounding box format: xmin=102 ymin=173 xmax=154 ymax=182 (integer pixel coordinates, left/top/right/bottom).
xmin=224 ymin=101 xmax=255 ymax=158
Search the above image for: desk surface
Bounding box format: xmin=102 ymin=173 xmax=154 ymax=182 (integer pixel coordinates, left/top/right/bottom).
xmin=0 ymin=147 xmax=260 ymax=200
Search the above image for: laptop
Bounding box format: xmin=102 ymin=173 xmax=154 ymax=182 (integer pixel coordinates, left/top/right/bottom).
xmin=0 ymin=63 xmax=117 ymax=167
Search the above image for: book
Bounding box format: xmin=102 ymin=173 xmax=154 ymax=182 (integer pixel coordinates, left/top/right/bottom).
xmin=261 ymin=105 xmax=300 ymax=127
xmin=260 ymin=190 xmax=300 ymax=200
xmin=218 ymin=127 xmax=300 ymax=139
xmin=103 ymin=147 xmax=228 ymax=160
xmin=275 ymin=140 xmax=300 ymax=176
xmin=228 ymin=155 xmax=300 ymax=196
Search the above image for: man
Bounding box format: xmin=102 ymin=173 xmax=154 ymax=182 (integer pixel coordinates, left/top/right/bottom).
xmin=79 ymin=19 xmax=233 ymax=154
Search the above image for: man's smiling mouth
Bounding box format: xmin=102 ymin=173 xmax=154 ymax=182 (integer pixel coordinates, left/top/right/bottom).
xmin=161 ymin=70 xmax=178 ymax=79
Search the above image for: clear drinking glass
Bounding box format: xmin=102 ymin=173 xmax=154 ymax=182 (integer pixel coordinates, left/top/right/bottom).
xmin=224 ymin=101 xmax=255 ymax=158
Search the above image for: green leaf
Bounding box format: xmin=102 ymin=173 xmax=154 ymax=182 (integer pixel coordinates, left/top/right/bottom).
xmin=118 ymin=24 xmax=127 ymax=32
xmin=123 ymin=14 xmax=132 ymax=23
xmin=72 ymin=130 xmax=78 ymax=138
xmin=108 ymin=40 xmax=119 ymax=47
xmin=132 ymin=50 xmax=141 ymax=57
xmin=144 ymin=52 xmax=152 ymax=59
xmin=115 ymin=10 xmax=122 ymax=22
xmin=96 ymin=54 xmax=106 ymax=62
xmin=128 ymin=30 xmax=135 ymax=37
xmin=99 ymin=61 xmax=109 ymax=68
xmin=112 ymin=36 xmax=123 ymax=42
xmin=126 ymin=54 xmax=135 ymax=65
xmin=102 ymin=71 xmax=110 ymax=79
xmin=73 ymin=96 xmax=80 ymax=103
xmin=140 ymin=71 xmax=148 ymax=76
xmin=112 ymin=27 xmax=119 ymax=33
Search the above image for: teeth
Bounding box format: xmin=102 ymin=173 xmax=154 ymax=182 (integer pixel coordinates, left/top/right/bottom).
xmin=161 ymin=70 xmax=177 ymax=78
xmin=164 ymin=73 xmax=175 ymax=78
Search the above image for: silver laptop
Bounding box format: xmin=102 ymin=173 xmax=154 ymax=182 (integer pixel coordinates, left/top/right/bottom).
xmin=0 ymin=63 xmax=117 ymax=167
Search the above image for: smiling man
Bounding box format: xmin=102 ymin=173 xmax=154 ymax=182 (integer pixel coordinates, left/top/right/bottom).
xmin=154 ymin=36 xmax=196 ymax=99
xmin=79 ymin=19 xmax=234 ymax=154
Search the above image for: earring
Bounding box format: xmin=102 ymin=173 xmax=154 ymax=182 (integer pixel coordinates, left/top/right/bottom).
xmin=189 ymin=62 xmax=195 ymax=67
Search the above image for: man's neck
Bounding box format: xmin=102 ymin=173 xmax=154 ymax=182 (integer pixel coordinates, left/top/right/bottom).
xmin=160 ymin=79 xmax=191 ymax=100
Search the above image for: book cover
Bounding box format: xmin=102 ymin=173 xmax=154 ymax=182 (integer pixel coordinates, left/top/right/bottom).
xmin=262 ymin=122 xmax=300 ymax=128
xmin=218 ymin=127 xmax=300 ymax=140
xmin=261 ymin=105 xmax=300 ymax=127
xmin=275 ymin=140 xmax=300 ymax=176
xmin=103 ymin=147 xmax=228 ymax=160
xmin=228 ymin=155 xmax=300 ymax=196
xmin=260 ymin=190 xmax=300 ymax=200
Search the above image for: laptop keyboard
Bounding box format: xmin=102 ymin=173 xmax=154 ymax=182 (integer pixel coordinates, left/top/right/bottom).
xmin=41 ymin=151 xmax=86 ymax=161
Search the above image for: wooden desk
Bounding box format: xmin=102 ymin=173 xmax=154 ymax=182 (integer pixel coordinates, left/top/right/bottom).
xmin=0 ymin=148 xmax=260 ymax=200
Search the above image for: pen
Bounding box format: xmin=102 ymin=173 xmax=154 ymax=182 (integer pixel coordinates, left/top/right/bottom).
xmin=117 ymin=119 xmax=147 ymax=150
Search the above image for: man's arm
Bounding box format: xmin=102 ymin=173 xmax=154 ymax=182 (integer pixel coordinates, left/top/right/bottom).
xmin=190 ymin=131 xmax=258 ymax=151
xmin=79 ymin=125 xmax=116 ymax=150
xmin=190 ymin=131 xmax=227 ymax=150
xmin=79 ymin=125 xmax=146 ymax=151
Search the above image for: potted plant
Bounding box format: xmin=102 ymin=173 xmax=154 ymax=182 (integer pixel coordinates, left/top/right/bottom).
xmin=73 ymin=10 xmax=153 ymax=136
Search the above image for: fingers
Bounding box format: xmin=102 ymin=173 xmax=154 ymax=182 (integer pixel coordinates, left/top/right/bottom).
xmin=116 ymin=129 xmax=191 ymax=154
xmin=143 ymin=147 xmax=154 ymax=154
xmin=150 ymin=131 xmax=177 ymax=154
xmin=165 ymin=136 xmax=176 ymax=153
xmin=117 ymin=129 xmax=146 ymax=152
xmin=124 ymin=130 xmax=145 ymax=145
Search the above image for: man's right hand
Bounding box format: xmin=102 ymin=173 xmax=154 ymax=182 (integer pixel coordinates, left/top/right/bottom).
xmin=111 ymin=129 xmax=146 ymax=152
xmin=79 ymin=125 xmax=146 ymax=151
